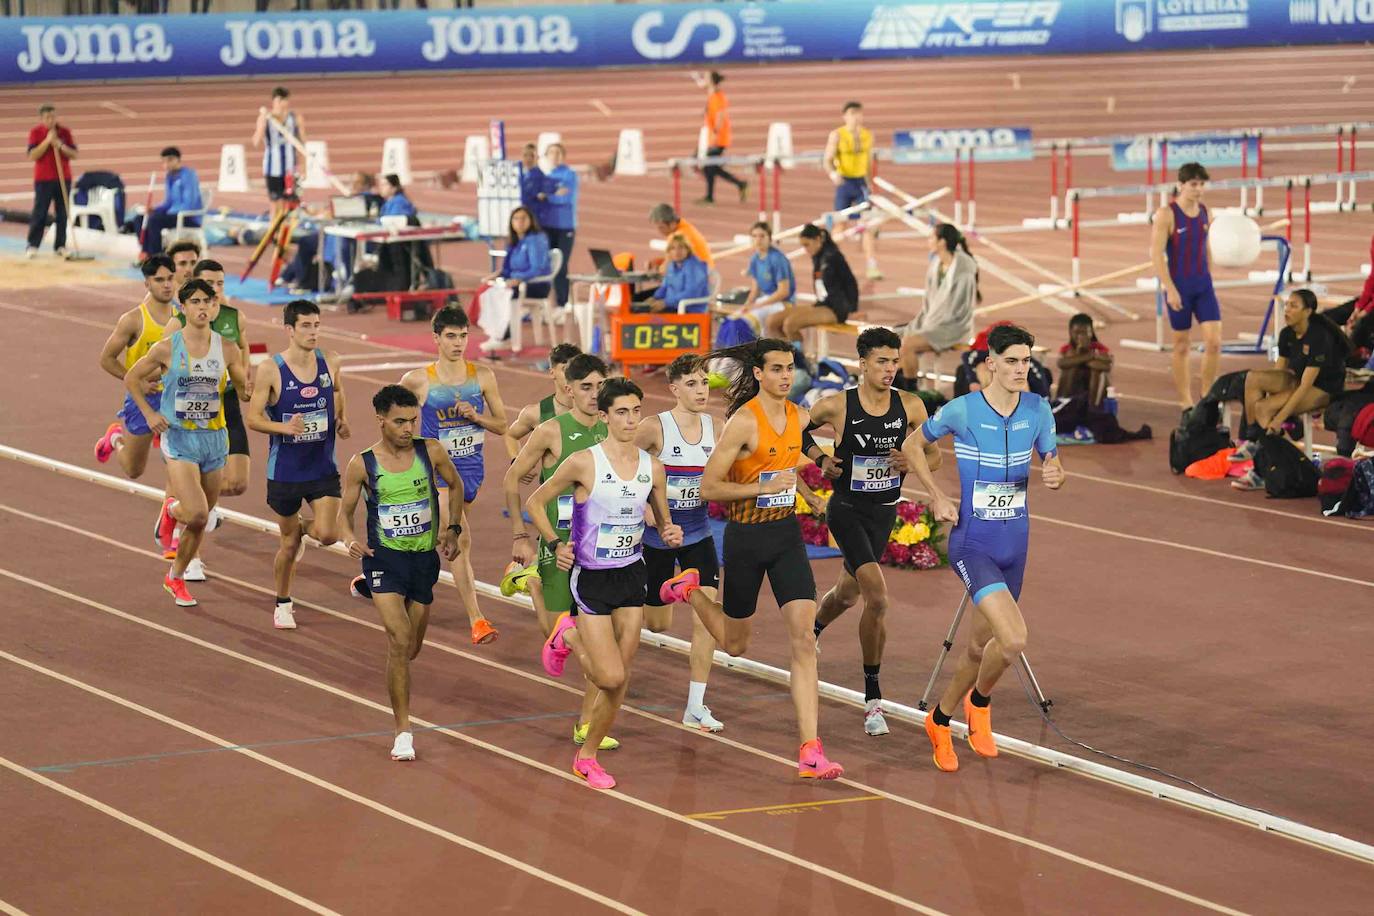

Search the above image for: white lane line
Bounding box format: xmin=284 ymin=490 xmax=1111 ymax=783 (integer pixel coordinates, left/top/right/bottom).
xmin=2 ymin=648 xmax=644 ymax=915
xmin=0 ymin=503 xmax=1304 ymax=906
xmin=0 ymin=569 xmax=939 ymax=914
xmin=0 ymin=749 xmax=341 ymax=915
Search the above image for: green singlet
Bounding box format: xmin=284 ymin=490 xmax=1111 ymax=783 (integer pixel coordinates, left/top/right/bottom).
xmin=537 ymin=412 xmax=607 ymax=614
xmin=365 ymin=447 xmax=437 ymax=552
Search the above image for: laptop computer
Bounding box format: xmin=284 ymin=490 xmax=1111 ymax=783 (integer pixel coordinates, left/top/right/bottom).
xmin=331 ymin=195 xmax=370 ymax=221
xmin=589 ymin=248 xmax=624 ymax=279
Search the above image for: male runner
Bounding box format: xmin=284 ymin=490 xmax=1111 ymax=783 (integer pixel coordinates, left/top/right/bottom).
xmin=530 ymin=378 xmax=681 ymax=789
xmin=124 ymin=279 xmax=250 ymax=608
xmin=246 ymin=300 xmax=348 ymax=630
xmin=183 ymin=256 xmax=254 ymax=499
xmin=94 ymin=255 xmax=177 ymax=479
xmin=338 ymin=385 xmax=463 ymax=762
xmin=395 ymin=306 xmax=508 ymax=645
xmin=659 ymin=339 xmax=844 ymax=779
xmin=634 ymin=355 xmax=724 ymax=731
xmin=500 ymin=341 xmax=581 ymax=594
xmin=1151 ymin=162 xmax=1222 ymax=408
xmin=805 ymin=327 xmax=941 ymax=736
xmin=159 ymin=257 xmax=256 ymax=576
xmin=252 ymin=86 xmax=305 ymax=222
xmin=824 ymin=101 xmax=881 ymax=280
xmin=907 ymin=324 xmax=1064 ymax=772
xmin=505 ymin=353 xmax=616 ymax=750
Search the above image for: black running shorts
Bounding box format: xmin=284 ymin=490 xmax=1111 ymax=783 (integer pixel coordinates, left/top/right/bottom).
xmin=722 ymin=516 xmax=815 ymax=620
xmin=644 ymin=537 xmax=719 ymax=606
xmin=826 ymin=496 xmax=896 ymax=575
xmin=223 ymin=394 xmax=250 ymax=457
xmin=266 ymin=473 xmax=342 ymax=518
xmin=570 ymin=560 xmax=648 ymax=616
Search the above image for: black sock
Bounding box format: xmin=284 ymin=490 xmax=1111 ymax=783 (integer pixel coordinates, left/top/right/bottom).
xmin=863 ymin=664 xmax=881 ymax=702
xmin=932 ymin=706 xmax=951 ymax=727
xmin=969 ymin=688 xmax=991 ymax=708
xmin=276 ymin=596 xmax=291 ymax=605
xmin=813 ymin=619 xmax=828 ymax=638
xmin=353 ymin=576 xmax=372 ymax=598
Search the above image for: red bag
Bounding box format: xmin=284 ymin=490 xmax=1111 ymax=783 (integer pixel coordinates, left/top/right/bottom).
xmin=1353 ymin=403 xmax=1374 ymax=448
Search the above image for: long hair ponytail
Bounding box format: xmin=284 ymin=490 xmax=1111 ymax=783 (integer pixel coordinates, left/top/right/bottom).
xmin=935 ymin=222 xmax=981 ymax=303
xmin=706 ymin=337 xmax=795 ymax=416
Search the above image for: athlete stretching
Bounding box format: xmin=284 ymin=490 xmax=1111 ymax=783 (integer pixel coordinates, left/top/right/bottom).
xmin=634 ymin=355 xmax=724 ymax=731
xmin=660 ymin=339 xmax=844 ymax=779
xmin=389 ymin=306 xmax=508 ymax=646
xmin=805 ymin=327 xmax=940 ymax=735
xmin=530 ymin=378 xmax=681 ymax=789
xmin=908 ymin=324 xmax=1064 ymax=772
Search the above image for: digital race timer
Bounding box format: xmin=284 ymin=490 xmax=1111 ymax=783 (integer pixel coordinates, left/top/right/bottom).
xmin=609 ymin=312 xmax=711 ymax=368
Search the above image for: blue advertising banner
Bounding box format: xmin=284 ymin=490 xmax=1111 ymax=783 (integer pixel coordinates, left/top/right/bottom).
xmin=4 ymin=1 xmax=1373 ymax=84
xmin=1111 ymin=135 xmax=1261 ymax=171
xmin=893 ymin=127 xmax=1034 ymax=165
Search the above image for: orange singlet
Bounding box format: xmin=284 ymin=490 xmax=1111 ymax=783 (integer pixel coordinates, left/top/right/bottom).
xmin=727 ymin=397 xmax=801 ymax=524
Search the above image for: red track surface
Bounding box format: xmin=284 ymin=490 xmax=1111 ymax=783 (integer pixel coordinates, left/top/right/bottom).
xmin=3 ymin=45 xmax=1374 ymax=913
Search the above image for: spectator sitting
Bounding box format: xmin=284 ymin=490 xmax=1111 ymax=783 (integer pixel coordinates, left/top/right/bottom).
xmin=900 ymin=222 xmax=978 ymax=382
xmin=379 ymin=173 xmax=416 ymax=219
xmin=139 ymin=146 xmax=202 ymax=259
xmin=767 ymin=223 xmax=858 ymax=342
xmin=1056 ymin=312 xmax=1114 ymax=406
xmin=733 ymin=220 xmax=794 ymax=333
xmin=518 ymin=143 xmax=546 ymax=226
xmin=484 ymin=205 xmax=551 ymax=296
xmin=1050 ymin=313 xmax=1150 ymax=444
xmin=1323 ymin=231 xmax=1374 ymax=368
xmin=1231 ymin=288 xmax=1351 ymax=489
xmin=649 ymin=202 xmax=713 ymax=267
xmin=648 ymin=233 xmax=710 ymax=313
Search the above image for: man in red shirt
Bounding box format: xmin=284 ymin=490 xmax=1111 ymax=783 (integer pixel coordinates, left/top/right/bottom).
xmin=26 ymin=104 xmax=77 ymax=259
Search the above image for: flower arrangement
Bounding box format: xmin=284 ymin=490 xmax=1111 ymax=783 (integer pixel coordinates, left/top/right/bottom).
xmin=704 ymin=464 xmax=946 ymax=571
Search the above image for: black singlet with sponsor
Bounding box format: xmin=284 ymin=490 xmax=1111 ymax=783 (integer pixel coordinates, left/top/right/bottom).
xmin=834 ymin=387 xmax=909 ymax=505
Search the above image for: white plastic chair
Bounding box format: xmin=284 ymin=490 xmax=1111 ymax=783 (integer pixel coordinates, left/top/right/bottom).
xmin=676 ymin=268 xmax=721 ymax=314
xmin=510 ymin=246 xmax=562 ymax=352
xmin=162 ymin=185 xmax=212 ymax=250
xmin=69 ymin=185 xmax=119 ymax=233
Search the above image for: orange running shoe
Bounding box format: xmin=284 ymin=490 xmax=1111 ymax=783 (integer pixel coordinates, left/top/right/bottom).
xmin=163 ymin=573 xmax=197 ymax=608
xmin=470 ymin=617 xmax=498 ymax=645
xmin=924 ymin=713 xmax=959 ymax=772
xmin=964 ymin=692 xmax=999 ymax=758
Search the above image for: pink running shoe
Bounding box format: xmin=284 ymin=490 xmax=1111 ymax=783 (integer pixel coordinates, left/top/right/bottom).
xmin=163 ymin=573 xmax=197 ymax=608
xmin=542 ymin=612 xmax=576 ymax=677
xmin=155 ymin=497 xmax=178 ymax=550
xmin=94 ymin=422 xmax=123 ymax=464
xmin=798 ymin=738 xmax=844 ymax=780
xmin=572 ymin=753 xmax=616 ymax=789
xmin=658 ymin=568 xmax=700 ymax=605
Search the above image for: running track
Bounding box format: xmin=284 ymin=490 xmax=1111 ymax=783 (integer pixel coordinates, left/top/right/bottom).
xmin=2 ymin=45 xmax=1374 ymax=913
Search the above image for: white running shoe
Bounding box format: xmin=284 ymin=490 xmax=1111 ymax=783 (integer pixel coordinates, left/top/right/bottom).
xmin=864 ymin=699 xmax=890 ymax=736
xmin=390 ymin=731 xmax=416 ymax=761
xmin=683 ymin=705 xmax=724 ymax=732
xmin=205 ymin=507 xmax=221 ymax=532
xmin=24 ymin=247 xmax=37 ymax=259
xmin=273 ymin=601 xmax=297 ymax=630
xmin=183 ymin=557 xmax=206 ymax=582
